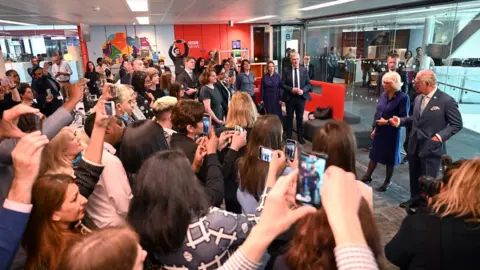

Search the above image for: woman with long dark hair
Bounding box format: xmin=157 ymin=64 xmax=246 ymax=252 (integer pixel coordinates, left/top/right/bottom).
xmin=84 ymin=61 xmax=100 ymax=96
xmin=128 ymin=150 xmax=269 ymax=269
xmin=237 ymin=115 xmax=285 ymax=214
xmin=131 ymin=71 xmax=154 ymax=119
xmin=194 ymin=57 xmax=205 ymax=79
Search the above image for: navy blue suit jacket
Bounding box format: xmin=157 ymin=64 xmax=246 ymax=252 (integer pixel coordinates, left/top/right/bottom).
xmin=400 ymin=89 xmax=462 ymax=158
xmin=280 ymin=66 xmax=313 ymax=102
xmin=0 ymin=207 xmax=30 ymax=270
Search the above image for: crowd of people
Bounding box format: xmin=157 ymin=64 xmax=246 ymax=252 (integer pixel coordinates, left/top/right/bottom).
xmin=0 ymin=38 xmax=479 ymax=270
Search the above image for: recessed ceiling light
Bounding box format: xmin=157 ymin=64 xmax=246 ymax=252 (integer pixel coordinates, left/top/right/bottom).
xmin=0 ymin=19 xmax=35 ymax=26
xmin=136 ymin=17 xmax=149 ymax=25
xmin=237 ymin=15 xmax=277 ymax=23
xmin=299 ymin=0 xmax=356 ymax=11
xmin=126 ymin=0 xmax=149 ymax=12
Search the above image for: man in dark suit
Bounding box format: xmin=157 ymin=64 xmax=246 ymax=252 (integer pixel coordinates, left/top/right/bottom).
xmin=301 ymin=55 xmax=315 ymax=80
xmin=377 ymin=54 xmax=407 ymax=94
xmin=120 ymin=58 xmax=145 ymax=85
xmin=389 ymin=70 xmax=462 ymax=208
xmin=281 ymin=52 xmax=313 ymax=144
xmin=175 ymin=56 xmax=199 ymax=99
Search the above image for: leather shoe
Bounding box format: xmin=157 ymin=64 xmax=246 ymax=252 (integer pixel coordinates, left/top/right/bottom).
xmin=399 ymin=198 xmax=420 ymax=208
xmin=360 ymin=175 xmax=372 ymax=184
xmin=298 ymin=137 xmax=306 ymax=144
xmin=376 ymin=181 xmax=392 ymax=192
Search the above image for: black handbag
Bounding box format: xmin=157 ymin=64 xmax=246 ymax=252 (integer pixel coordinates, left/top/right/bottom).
xmin=308 ymin=106 xmax=333 ymax=120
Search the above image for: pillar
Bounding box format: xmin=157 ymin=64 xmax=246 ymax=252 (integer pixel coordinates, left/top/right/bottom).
xmin=422 ymin=16 xmax=435 ymax=50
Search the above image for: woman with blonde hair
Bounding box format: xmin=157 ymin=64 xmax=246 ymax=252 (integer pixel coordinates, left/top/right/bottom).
xmin=224 ymin=91 xmax=258 ymax=130
xmin=145 ymin=67 xmax=164 ymax=102
xmin=58 ymin=226 xmax=147 ymax=270
xmin=361 ymin=71 xmax=409 ymax=192
xmin=386 ymin=158 xmax=480 ymax=270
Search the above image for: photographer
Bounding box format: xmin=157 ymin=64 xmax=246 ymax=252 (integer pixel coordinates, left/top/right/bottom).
xmin=385 ymin=158 xmax=480 ymax=270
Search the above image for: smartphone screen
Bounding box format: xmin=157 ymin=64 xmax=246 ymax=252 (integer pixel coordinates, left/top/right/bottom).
xmin=296 ymin=151 xmax=328 ymax=208
xmin=203 ymin=114 xmax=211 ymax=136
xmin=109 ymin=85 xmax=118 ymax=98
xmin=235 ymin=125 xmax=244 ymax=133
xmin=285 ymin=139 xmax=297 ymax=162
xmin=33 ymin=114 xmax=43 ymax=131
xmin=105 ymin=101 xmax=115 ymax=116
xmin=258 ymin=146 xmax=273 ymax=163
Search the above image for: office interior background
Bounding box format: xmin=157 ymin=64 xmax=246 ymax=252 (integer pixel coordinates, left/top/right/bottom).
xmin=0 ymin=0 xmax=479 ymax=158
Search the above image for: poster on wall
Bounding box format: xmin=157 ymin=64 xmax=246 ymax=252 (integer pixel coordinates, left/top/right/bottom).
xmin=102 ymin=32 xmax=154 ymax=64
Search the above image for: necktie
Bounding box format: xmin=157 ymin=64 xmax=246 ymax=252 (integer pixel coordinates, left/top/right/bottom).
xmin=294 ymin=68 xmax=298 ymax=88
xmin=420 ymin=95 xmax=428 ymax=115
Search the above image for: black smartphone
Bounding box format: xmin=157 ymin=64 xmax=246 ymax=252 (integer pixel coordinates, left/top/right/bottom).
xmin=296 ymin=151 xmax=328 ymax=208
xmin=33 ymin=114 xmax=43 ymax=132
xmin=285 ymin=139 xmax=297 ymax=162
xmin=203 ymin=114 xmax=211 ymax=136
xmin=258 ymin=146 xmax=274 ymax=163
xmin=175 ymin=39 xmax=183 ymax=43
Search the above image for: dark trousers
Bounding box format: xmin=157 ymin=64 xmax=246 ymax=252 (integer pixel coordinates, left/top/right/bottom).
xmin=327 ymin=66 xmax=336 ymax=83
xmin=408 ymin=149 xmax=441 ymax=198
xmin=285 ymin=97 xmax=306 ymax=139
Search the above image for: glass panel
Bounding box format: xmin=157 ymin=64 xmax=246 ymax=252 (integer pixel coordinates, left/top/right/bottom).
xmin=272 ymin=25 xmax=302 ymax=73
xmin=305 ymin=0 xmax=480 ymax=158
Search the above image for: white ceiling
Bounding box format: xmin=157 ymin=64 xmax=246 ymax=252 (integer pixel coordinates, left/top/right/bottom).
xmin=0 ymin=0 xmax=431 ymax=26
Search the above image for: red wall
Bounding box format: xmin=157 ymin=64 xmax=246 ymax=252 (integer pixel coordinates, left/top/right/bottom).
xmin=174 ymin=24 xmax=251 ymax=60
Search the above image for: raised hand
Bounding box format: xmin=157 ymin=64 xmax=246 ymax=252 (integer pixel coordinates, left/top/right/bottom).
xmin=230 ymin=130 xmax=247 ymax=151
xmin=0 ymin=104 xmax=40 ymax=140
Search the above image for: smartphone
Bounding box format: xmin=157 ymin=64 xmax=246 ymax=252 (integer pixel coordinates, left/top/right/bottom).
xmin=33 ymin=114 xmax=43 ymax=131
xmin=175 ymin=39 xmax=183 ymax=43
xmin=203 ymin=114 xmax=211 ymax=136
xmin=258 ymin=146 xmax=274 ymax=163
xmin=105 ymin=101 xmax=116 ymax=116
xmin=296 ymin=151 xmax=328 ymax=208
xmin=109 ymin=85 xmax=118 ymax=98
xmin=285 ymin=139 xmax=297 ymax=162
xmin=235 ymin=125 xmax=244 ymax=133
xmin=46 ymin=89 xmax=53 ymax=98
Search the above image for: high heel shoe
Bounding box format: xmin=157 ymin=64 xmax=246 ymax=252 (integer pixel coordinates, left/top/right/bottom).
xmin=360 ymin=175 xmax=372 ymax=184
xmin=376 ymin=181 xmax=392 ymax=192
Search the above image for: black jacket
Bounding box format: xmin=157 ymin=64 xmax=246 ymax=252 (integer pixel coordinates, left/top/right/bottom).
xmin=169 ymin=43 xmax=189 ymax=75
xmin=170 ymin=133 xmax=224 ymax=207
xmin=31 ymin=76 xmax=63 ymax=116
xmin=176 ymin=70 xmax=198 ymax=99
xmin=385 ymin=213 xmax=480 ymax=270
xmin=301 ymin=63 xmax=315 ymax=80
xmin=280 ymin=66 xmax=313 ymax=102
xmin=214 ymin=81 xmax=231 ymax=117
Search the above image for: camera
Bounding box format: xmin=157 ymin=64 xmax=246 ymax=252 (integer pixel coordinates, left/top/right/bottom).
xmin=419 ymin=176 xmax=442 ymax=198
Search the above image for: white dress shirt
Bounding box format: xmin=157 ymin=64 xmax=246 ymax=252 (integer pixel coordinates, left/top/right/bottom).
xmin=291 ymin=66 xmax=301 ymax=88
xmin=85 ymin=142 xmax=132 ymax=228
xmin=51 ymin=60 xmax=73 ymax=82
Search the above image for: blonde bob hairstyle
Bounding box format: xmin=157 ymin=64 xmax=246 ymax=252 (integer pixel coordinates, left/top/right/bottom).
xmin=39 ymin=128 xmax=79 ymax=177
xmin=431 ymin=158 xmax=480 ymax=222
xmin=113 ymin=84 xmax=134 ymax=105
xmin=225 ymin=92 xmax=258 ymax=129
xmin=58 ymin=226 xmax=141 ymax=270
xmin=382 ymin=71 xmax=404 ymax=91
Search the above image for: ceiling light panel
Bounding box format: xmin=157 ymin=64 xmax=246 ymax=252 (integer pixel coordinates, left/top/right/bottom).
xmin=0 ymin=19 xmax=35 ymax=26
xmin=126 ymin=0 xmax=149 ymax=12
xmin=136 ymin=17 xmax=150 ymax=24
xmin=299 ymin=0 xmax=356 ymax=11
xmin=237 ymin=15 xmax=277 ymax=23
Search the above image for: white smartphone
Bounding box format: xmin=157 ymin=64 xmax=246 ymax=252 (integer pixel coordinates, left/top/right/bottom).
xmin=105 ymin=101 xmax=116 ymax=116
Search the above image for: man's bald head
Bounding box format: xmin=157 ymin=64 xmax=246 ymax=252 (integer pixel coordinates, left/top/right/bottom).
xmin=414 ymin=69 xmax=437 ymax=95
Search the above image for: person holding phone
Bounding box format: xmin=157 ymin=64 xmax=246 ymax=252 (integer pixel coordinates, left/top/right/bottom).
xmin=31 ymin=66 xmax=64 ymax=116
xmin=169 ymin=39 xmax=189 ymax=76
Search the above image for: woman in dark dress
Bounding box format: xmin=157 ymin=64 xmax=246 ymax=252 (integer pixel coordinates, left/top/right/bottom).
xmin=84 ymin=61 xmax=100 ymax=96
xmin=361 ymin=71 xmax=409 ymax=191
xmin=260 ymin=60 xmax=282 ymax=118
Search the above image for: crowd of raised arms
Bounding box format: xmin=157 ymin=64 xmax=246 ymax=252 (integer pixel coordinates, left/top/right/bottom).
xmin=0 ymin=41 xmax=479 ymax=270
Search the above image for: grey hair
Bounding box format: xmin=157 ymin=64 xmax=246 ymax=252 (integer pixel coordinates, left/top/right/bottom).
xmin=382 ymin=71 xmax=403 ymax=91
xmin=420 ymin=70 xmax=438 ymax=87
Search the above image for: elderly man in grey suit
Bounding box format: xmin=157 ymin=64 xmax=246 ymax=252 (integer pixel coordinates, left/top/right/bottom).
xmin=389 ymin=70 xmax=463 ymax=208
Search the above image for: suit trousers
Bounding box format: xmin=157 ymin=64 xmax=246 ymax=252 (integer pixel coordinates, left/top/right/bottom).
xmin=408 ymin=149 xmax=441 ymax=198
xmin=285 ymin=97 xmax=306 ymax=139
